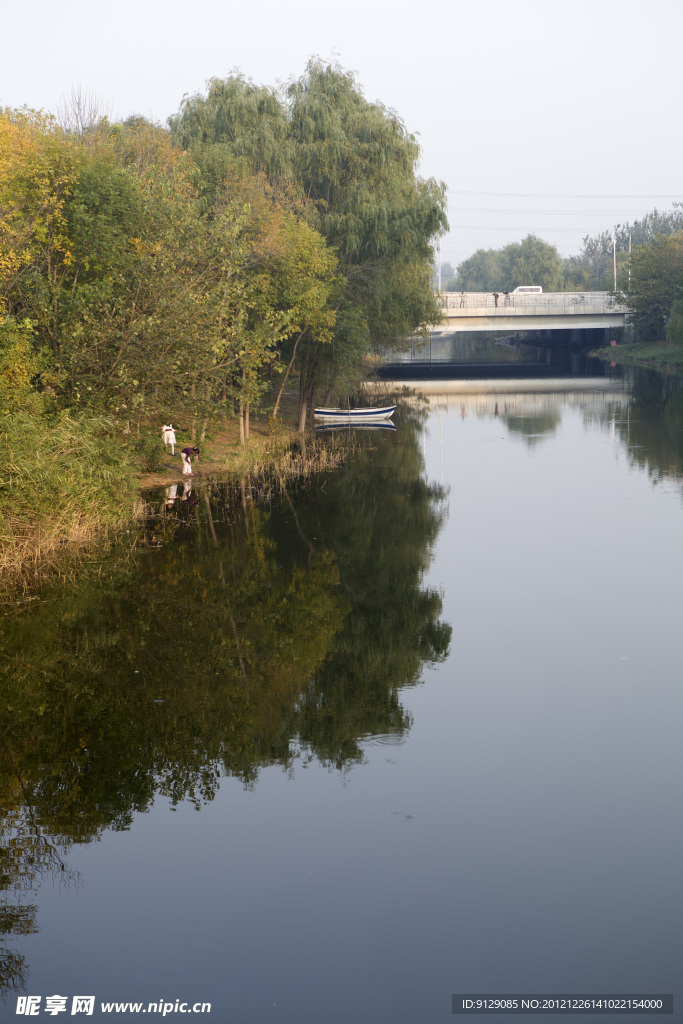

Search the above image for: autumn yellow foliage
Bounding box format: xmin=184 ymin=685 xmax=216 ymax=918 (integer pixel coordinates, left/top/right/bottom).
xmin=0 ymin=110 xmax=79 ymax=313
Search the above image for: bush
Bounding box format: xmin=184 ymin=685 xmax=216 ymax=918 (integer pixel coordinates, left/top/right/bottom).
xmin=131 ymin=431 xmax=166 ymax=473
xmin=666 ymin=297 xmax=683 ymax=345
xmin=0 ymin=412 xmax=135 ymax=548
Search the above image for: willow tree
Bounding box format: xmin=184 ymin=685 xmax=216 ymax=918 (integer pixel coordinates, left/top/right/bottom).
xmin=168 ymin=61 xmax=447 ymax=428
xmin=168 ymin=75 xmax=294 ymax=209
xmin=288 ymin=61 xmax=446 ymax=289
xmin=287 ymin=60 xmax=447 ymax=422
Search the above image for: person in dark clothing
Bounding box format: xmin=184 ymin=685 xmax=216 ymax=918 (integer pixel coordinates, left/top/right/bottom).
xmin=181 ymin=446 xmax=199 ymax=475
xmin=493 ymin=292 xmax=499 ymax=307
xmin=182 ymin=481 xmax=198 ymax=504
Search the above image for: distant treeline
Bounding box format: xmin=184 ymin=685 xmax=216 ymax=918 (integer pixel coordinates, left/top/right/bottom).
xmin=0 ymin=61 xmax=447 ymax=434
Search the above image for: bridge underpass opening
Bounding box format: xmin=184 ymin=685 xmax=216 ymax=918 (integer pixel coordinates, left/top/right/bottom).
xmin=376 ymin=322 xmax=625 ymax=382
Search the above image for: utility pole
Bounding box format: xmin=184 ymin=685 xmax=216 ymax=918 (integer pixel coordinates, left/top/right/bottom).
xmin=613 ymin=224 xmax=621 ymax=292
xmin=628 ymin=230 xmax=632 ymax=290
xmin=438 ymin=234 xmax=442 ymax=293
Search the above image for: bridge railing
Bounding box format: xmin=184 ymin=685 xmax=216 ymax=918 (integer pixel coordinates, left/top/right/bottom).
xmin=439 ymin=291 xmax=624 ymax=311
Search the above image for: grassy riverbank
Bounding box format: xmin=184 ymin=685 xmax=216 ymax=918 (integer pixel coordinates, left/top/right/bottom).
xmin=591 ymin=341 xmax=683 ymax=375
xmin=0 ymin=413 xmax=139 ymax=595
xmin=0 ymin=394 xmax=348 ymax=601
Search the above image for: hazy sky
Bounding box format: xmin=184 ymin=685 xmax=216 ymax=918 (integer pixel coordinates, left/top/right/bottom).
xmin=2 ymin=0 xmax=681 ymax=269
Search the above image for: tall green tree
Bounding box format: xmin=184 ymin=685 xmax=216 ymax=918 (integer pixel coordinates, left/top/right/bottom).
xmin=2 ymin=112 xmax=337 ymax=431
xmin=455 ymin=235 xmax=562 ymax=292
xmin=454 ymin=247 xmax=503 ymax=291
xmin=169 ymin=61 xmax=447 ymax=428
xmin=666 ymin=297 xmax=683 ymax=344
xmin=576 ymin=231 xmax=612 ymax=289
xmin=616 ymin=206 xmax=683 ymax=250
xmin=287 ymin=60 xmax=447 ymax=399
xmin=565 ymin=207 xmax=683 ymax=293
xmin=623 ymin=232 xmax=683 ymax=339
xmin=500 ymin=234 xmax=563 ymax=290
xmin=169 ymin=75 xmax=294 ymax=182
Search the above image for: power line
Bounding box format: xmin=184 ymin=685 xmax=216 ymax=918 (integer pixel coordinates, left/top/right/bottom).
xmin=449 ymin=190 xmax=681 ymax=199
xmin=446 ymin=225 xmax=604 ymax=232
xmin=448 ymin=207 xmax=665 ymax=215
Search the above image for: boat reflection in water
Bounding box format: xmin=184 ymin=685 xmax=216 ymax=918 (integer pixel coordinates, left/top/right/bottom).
xmin=316 ymin=421 xmax=397 ymax=432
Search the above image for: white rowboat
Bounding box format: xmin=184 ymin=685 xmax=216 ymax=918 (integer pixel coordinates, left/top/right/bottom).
xmin=313 ymin=405 xmax=396 ymax=423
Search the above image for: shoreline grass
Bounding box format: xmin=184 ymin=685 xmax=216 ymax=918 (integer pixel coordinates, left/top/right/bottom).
xmin=590 ymin=341 xmax=683 ymax=375
xmin=0 ymin=377 xmax=407 ymax=600
xmin=0 ymin=412 xmax=141 ymax=601
xmin=0 ymin=406 xmax=352 ymax=602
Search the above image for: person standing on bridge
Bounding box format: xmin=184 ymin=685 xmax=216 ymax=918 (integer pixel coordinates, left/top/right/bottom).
xmin=460 ymin=291 xmax=466 ymax=308
xmin=493 ymin=292 xmax=499 ymax=307
xmin=503 ymin=291 xmax=510 ymax=306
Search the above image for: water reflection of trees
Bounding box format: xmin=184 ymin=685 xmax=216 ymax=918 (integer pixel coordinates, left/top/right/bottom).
xmin=289 ymin=415 xmax=451 ymax=767
xmin=0 ymin=792 xmax=78 ymax=995
xmin=503 ymin=412 xmax=560 ymax=446
xmin=580 ymin=369 xmax=683 ymax=484
xmin=616 ymin=369 xmax=683 ymax=483
xmin=0 ymin=408 xmax=451 ymax=992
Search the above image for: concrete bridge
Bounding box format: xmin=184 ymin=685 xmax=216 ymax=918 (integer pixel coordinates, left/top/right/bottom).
xmin=436 ymin=291 xmax=626 ymax=332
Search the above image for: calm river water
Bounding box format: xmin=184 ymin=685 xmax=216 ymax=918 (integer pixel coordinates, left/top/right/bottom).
xmin=1 ymin=365 xmax=682 ymax=1022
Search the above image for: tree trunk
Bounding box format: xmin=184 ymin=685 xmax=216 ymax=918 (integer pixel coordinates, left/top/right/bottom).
xmin=272 ymin=328 xmax=305 ymax=421
xmin=297 ymin=399 xmax=308 ymax=434
xmin=240 ymin=368 xmax=249 ymax=441
xmin=298 ymin=356 xmax=317 ymax=434
xmin=203 ymin=491 xmax=218 ymax=547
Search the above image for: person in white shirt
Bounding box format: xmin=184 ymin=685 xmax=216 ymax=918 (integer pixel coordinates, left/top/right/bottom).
xmin=162 ymin=424 xmax=176 ymax=455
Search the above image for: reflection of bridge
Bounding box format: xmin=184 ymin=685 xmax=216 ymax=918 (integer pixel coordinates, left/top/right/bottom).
xmin=368 ymin=377 xmax=628 ymax=397
xmin=436 ymin=291 xmax=626 ymax=332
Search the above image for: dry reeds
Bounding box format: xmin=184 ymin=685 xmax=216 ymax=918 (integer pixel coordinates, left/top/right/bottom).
xmin=0 ymin=413 xmax=139 ymax=601
xmin=209 ymin=430 xmax=358 ymax=499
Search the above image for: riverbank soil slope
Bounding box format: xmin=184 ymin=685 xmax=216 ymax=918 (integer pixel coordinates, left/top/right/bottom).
xmin=591 ymin=341 xmax=683 ymax=375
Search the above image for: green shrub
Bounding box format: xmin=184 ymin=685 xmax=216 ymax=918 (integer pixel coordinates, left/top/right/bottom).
xmin=131 ymin=431 xmax=166 ymax=473
xmin=666 ymin=297 xmax=683 ymax=345
xmin=0 ymin=412 xmax=135 ymax=542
